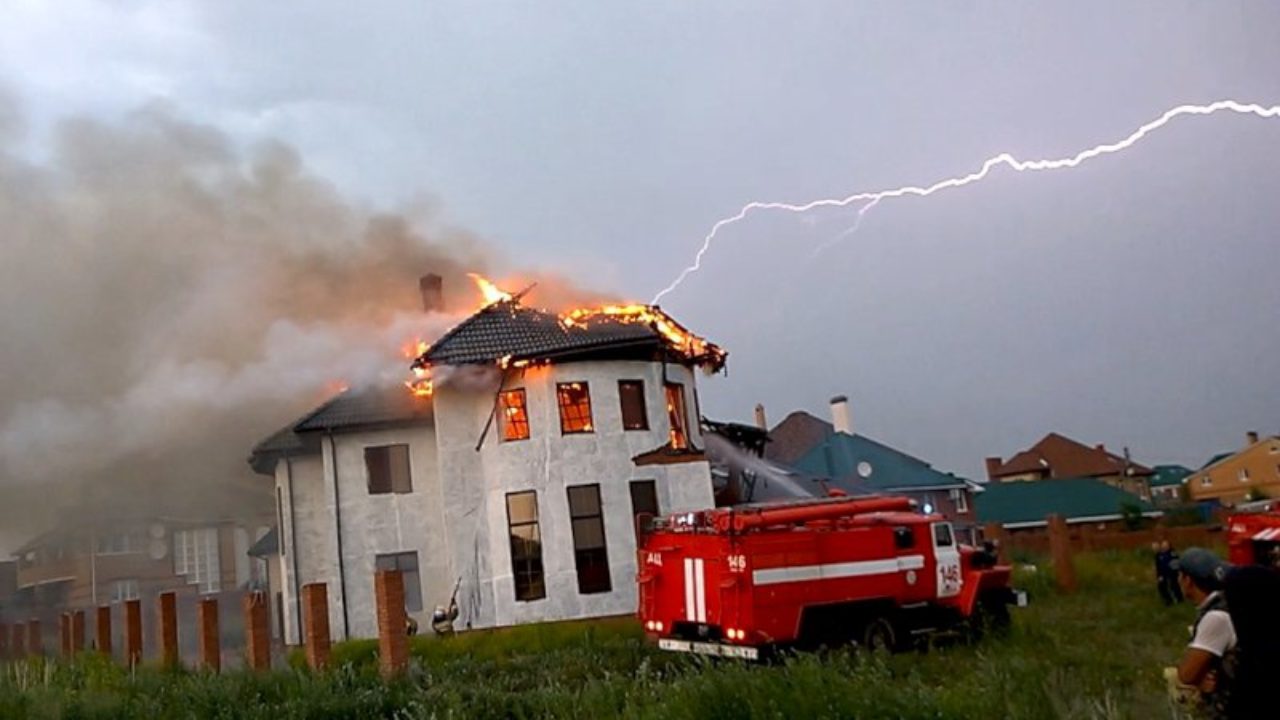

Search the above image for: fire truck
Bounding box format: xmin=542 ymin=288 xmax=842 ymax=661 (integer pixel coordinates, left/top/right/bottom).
xmin=637 ymin=495 xmax=1023 ymax=660
xmin=1226 ymin=500 xmax=1280 ymax=567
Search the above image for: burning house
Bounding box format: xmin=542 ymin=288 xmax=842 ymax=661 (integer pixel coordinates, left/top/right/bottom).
xmin=251 ymin=278 xmax=726 ymax=642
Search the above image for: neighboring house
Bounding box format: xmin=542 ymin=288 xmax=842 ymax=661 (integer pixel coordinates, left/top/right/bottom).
xmin=984 ymin=432 xmax=1154 ymax=500
xmin=251 ymin=296 xmax=726 ymax=643
xmin=756 ymin=397 xmax=979 ymax=539
xmin=1148 ymin=464 xmax=1193 ymax=505
xmin=976 ymin=477 xmax=1160 ymax=531
xmin=1185 ymin=432 xmax=1280 ymax=506
xmin=8 ymin=516 xmax=271 ymax=624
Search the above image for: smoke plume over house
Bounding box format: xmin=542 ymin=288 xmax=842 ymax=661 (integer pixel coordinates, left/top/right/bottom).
xmin=0 ymin=98 xmax=605 ymax=550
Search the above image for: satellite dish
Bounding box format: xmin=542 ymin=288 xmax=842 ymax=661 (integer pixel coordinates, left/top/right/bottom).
xmin=857 ymin=461 xmax=873 ymax=478
xmin=148 ymin=539 xmax=169 ymax=561
xmin=149 ymin=523 xmax=166 ymax=539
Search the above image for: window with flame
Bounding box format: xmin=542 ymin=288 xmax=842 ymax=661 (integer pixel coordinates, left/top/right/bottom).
xmin=500 ymin=389 xmax=530 ymax=441
xmin=365 ymin=444 xmax=413 ymax=494
xmin=665 ymin=382 xmax=689 ymax=450
xmin=618 ymin=380 xmax=648 ymax=431
xmin=568 ymin=484 xmax=611 ymax=594
xmin=556 ymin=382 xmax=594 ymax=434
xmin=506 ymin=491 xmax=546 ymax=602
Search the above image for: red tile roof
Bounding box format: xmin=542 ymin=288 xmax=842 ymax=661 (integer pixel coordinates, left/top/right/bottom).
xmin=989 ymin=432 xmax=1152 ymax=480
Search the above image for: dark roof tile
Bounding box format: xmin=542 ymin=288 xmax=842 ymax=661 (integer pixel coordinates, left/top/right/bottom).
xmin=416 ymin=301 xmax=724 ymax=369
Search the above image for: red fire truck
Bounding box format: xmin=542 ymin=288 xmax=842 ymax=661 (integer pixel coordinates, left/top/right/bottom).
xmin=637 ymin=495 xmax=1024 ymax=659
xmin=1226 ymin=500 xmax=1280 ymax=567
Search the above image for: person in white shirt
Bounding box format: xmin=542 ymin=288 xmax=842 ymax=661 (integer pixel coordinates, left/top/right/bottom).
xmin=1174 ymin=548 xmax=1236 ymax=718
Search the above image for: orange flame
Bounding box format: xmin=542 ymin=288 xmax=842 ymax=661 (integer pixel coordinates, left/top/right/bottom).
xmin=468 ymin=273 xmax=513 ymax=306
xmin=405 ymin=364 xmax=433 ymax=397
xmin=562 ymin=304 xmax=719 ymax=361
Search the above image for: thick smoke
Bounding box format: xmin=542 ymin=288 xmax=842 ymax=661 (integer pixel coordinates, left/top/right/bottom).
xmin=0 ymin=99 xmax=605 ymax=550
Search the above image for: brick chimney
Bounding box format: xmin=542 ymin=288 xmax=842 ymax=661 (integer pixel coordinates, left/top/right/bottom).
xmin=1246 ymin=430 xmax=1260 ymax=446
xmin=984 ymin=456 xmax=1002 ymax=481
xmin=829 ymin=395 xmax=852 ymax=435
xmin=753 ymin=403 xmax=768 ymax=430
xmin=419 ymin=274 xmax=443 ymax=313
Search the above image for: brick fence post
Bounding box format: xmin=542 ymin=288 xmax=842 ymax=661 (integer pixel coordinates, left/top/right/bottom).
xmin=1047 ymin=513 xmax=1078 ymax=594
xmin=60 ymin=613 xmax=72 ymax=658
xmin=157 ymin=591 xmax=179 ymax=668
xmin=71 ymin=610 xmax=85 ymax=655
xmin=125 ymin=599 xmax=143 ymax=668
xmin=301 ymin=583 xmax=332 ymax=670
xmin=96 ymin=606 xmax=113 ymax=657
xmin=198 ymin=598 xmax=220 ymax=673
xmin=27 ymin=620 xmax=42 ymax=657
xmin=374 ymin=570 xmax=408 ymax=678
xmin=12 ymin=623 xmax=26 ymax=658
xmin=243 ymin=591 xmax=271 ymax=671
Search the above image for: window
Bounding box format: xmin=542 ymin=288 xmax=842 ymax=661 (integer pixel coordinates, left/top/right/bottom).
xmin=556 ymin=382 xmax=594 ymax=434
xmin=618 ymin=380 xmax=649 ymax=430
xmin=567 ymin=485 xmax=611 ymax=594
xmin=1201 ymin=475 xmax=1213 ymax=487
xmin=893 ymin=527 xmax=915 ymax=549
xmin=1238 ymin=468 xmax=1250 ymax=483
xmin=949 ymin=488 xmax=969 ymax=513
xmin=500 ymin=389 xmax=531 ymax=441
xmin=365 ymin=444 xmax=412 ymax=494
xmin=173 ymin=528 xmax=221 ymax=594
xmin=506 ymin=492 xmax=546 ymax=601
xmin=629 ymin=480 xmax=660 ymax=542
xmin=375 ymin=552 xmax=423 ymax=612
xmin=110 ymin=579 xmax=140 ymax=603
xmin=933 ymin=523 xmax=954 ymax=548
xmin=96 ymin=531 xmax=140 ymax=555
xmin=665 ymin=383 xmax=689 ymax=450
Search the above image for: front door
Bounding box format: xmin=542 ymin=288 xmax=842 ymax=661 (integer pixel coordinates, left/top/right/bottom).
xmin=933 ymin=522 xmax=962 ymax=599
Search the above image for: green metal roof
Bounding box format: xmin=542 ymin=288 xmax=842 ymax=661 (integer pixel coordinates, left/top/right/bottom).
xmin=1199 ymin=452 xmax=1233 ymax=470
xmin=792 ymin=432 xmax=969 ymax=493
xmin=1149 ymin=464 xmax=1193 ymax=488
xmin=975 ymin=477 xmax=1155 ymax=527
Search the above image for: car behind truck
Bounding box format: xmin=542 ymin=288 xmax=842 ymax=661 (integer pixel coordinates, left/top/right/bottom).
xmin=637 ymin=495 xmax=1023 ymax=659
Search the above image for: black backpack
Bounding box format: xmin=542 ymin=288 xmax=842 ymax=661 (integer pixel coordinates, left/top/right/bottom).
xmin=1222 ymin=564 xmax=1280 ymax=718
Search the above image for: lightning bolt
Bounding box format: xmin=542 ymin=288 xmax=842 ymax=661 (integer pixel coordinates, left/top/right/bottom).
xmin=652 ymin=99 xmax=1280 ymax=305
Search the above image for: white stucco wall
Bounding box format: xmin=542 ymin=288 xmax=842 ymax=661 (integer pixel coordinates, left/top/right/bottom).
xmin=275 ymin=453 xmax=331 ymax=645
xmin=322 ymin=424 xmax=447 ymax=639
xmin=274 ymin=426 xmax=444 ymax=642
xmin=434 ymin=359 xmax=715 ymax=630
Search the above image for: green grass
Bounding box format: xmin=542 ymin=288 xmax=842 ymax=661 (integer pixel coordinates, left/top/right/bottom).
xmin=0 ymin=550 xmax=1197 ymax=719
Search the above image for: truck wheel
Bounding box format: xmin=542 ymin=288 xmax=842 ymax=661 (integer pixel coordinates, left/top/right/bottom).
xmin=861 ymin=616 xmax=897 ymax=653
xmin=970 ymin=598 xmax=1011 ymax=641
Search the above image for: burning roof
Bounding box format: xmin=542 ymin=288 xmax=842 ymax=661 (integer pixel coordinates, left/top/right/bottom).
xmin=412 ymin=297 xmax=727 ymax=373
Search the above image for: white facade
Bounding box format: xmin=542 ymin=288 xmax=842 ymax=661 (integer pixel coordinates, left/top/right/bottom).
xmin=270 ymin=358 xmax=714 ymax=642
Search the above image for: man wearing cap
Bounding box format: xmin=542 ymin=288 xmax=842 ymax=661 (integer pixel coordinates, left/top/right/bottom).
xmin=1174 ymin=547 xmax=1237 ymax=718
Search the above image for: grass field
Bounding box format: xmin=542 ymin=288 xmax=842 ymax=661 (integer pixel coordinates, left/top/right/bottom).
xmin=0 ymin=550 xmax=1199 ymax=719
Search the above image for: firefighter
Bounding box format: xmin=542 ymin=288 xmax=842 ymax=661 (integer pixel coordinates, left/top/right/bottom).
xmin=1154 ymin=540 xmax=1183 ymax=606
xmin=431 ymin=598 xmax=458 ymax=636
xmin=1172 ymin=548 xmax=1237 ymax=718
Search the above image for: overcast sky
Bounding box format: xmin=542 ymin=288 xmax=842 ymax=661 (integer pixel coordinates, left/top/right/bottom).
xmin=2 ymin=1 xmax=1278 ymax=490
